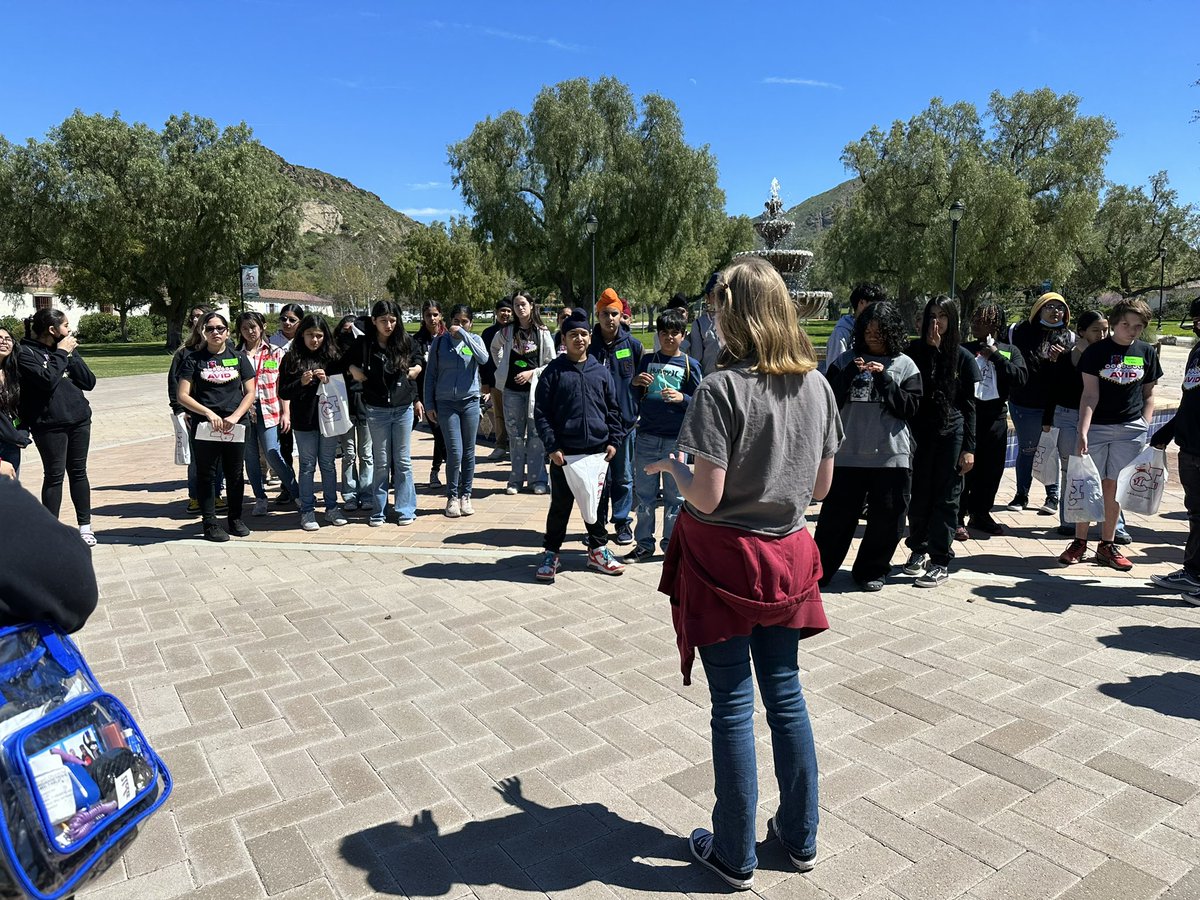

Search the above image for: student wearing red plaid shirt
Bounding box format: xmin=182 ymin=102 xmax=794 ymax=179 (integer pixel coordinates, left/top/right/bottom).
xmin=236 ymin=312 xmax=300 ymax=516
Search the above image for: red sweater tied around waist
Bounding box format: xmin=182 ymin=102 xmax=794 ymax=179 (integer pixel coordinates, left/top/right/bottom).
xmin=658 ymin=509 xmax=829 ymax=684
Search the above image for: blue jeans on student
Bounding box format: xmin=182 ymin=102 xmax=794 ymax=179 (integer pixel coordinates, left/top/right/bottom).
xmin=293 ymin=429 xmax=339 ymax=515
xmin=502 ymin=389 xmax=546 ymax=490
xmin=1010 ymin=403 xmax=1056 ymax=503
xmin=698 ymin=626 xmax=819 ymax=874
xmin=366 ymin=404 xmax=416 ymax=523
xmin=599 ymin=429 xmax=635 ymax=527
xmin=633 ymin=432 xmax=682 ymax=552
xmin=245 ymin=404 xmax=299 ymax=500
xmin=338 ymin=419 xmax=373 ymax=509
xmin=438 ymin=396 xmax=480 ymax=499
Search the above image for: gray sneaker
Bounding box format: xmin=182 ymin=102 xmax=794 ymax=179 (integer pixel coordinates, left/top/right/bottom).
xmin=300 ymin=512 xmax=319 ymax=531
xmin=915 ymin=564 xmax=949 ymax=588
xmin=1150 ymin=569 xmax=1200 ymax=592
xmin=324 ymin=509 xmax=348 ymax=527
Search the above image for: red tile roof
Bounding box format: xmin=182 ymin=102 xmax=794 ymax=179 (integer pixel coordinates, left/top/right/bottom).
xmin=258 ymin=289 xmax=335 ymax=306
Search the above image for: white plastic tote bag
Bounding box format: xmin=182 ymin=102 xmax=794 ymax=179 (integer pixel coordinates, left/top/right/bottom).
xmin=317 ymin=375 xmax=353 ymax=438
xmin=1064 ymin=454 xmax=1105 ymax=523
xmin=562 ymin=453 xmax=609 ymax=524
xmin=170 ymin=413 xmax=190 ymax=466
xmin=194 ymin=422 xmax=247 ymax=443
xmin=1116 ymin=446 xmax=1168 ymax=516
xmin=1032 ymin=427 xmax=1060 ymax=486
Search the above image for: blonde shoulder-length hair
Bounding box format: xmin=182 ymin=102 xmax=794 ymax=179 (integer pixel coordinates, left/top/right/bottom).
xmin=712 ymin=256 xmax=818 ymax=375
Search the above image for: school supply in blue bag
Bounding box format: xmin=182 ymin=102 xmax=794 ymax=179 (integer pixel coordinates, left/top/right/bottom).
xmin=0 ymin=623 xmax=171 ymax=899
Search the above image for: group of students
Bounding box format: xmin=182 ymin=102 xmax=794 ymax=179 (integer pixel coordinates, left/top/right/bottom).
xmin=814 ymin=286 xmax=1166 ymax=591
xmin=0 ymin=309 xmax=97 ymax=546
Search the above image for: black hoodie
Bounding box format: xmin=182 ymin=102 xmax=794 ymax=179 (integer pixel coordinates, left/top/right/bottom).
xmin=16 ymin=339 xmax=95 ymax=430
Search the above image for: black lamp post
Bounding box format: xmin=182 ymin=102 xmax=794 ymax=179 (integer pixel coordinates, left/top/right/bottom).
xmin=415 ymin=265 xmax=422 ymax=322
xmin=1158 ymin=243 xmax=1167 ymax=328
xmin=948 ymin=200 xmax=965 ymax=300
xmin=585 ymin=214 xmax=598 ymax=320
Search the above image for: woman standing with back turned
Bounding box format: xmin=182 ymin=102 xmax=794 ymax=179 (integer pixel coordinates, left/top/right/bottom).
xmin=650 ymin=256 xmax=842 ymax=890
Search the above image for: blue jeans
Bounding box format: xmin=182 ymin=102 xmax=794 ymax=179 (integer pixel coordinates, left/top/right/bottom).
xmin=1010 ymin=403 xmax=1056 ymax=502
xmin=699 ymin=626 xmax=819 ymax=873
xmin=599 ymin=429 xmax=635 ymax=527
xmin=338 ymin=419 xmax=373 ymax=508
xmin=502 ymin=389 xmax=546 ymax=490
xmin=293 ymin=429 xmax=339 ymax=515
xmin=633 ymin=432 xmax=682 ymax=552
xmin=245 ymin=405 xmax=299 ymax=500
xmin=438 ymin=396 xmax=480 ymax=499
xmin=366 ymin=404 xmax=416 ymax=523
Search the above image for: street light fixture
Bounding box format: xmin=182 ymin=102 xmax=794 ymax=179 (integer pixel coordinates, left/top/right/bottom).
xmin=585 ymin=214 xmax=598 ymax=320
xmin=1158 ymin=243 xmax=1167 ymax=328
xmin=948 ymin=200 xmax=965 ymax=301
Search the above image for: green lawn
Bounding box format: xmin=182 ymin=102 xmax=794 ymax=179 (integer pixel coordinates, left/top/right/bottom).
xmin=81 ymin=342 xmax=176 ymax=378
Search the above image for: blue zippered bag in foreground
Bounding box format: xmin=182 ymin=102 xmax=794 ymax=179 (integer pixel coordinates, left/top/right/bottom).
xmin=0 ymin=623 xmax=171 ymax=899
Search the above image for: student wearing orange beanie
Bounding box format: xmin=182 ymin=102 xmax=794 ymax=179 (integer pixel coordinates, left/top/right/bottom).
xmin=592 ymin=289 xmax=643 ymax=544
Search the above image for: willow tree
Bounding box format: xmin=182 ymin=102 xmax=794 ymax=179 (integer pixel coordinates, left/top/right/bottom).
xmin=449 ymin=77 xmax=731 ymax=306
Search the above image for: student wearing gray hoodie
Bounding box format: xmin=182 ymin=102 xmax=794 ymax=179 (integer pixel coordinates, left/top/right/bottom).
xmin=822 ymin=283 xmax=886 ymax=373
xmin=815 ymin=302 xmax=922 ymax=591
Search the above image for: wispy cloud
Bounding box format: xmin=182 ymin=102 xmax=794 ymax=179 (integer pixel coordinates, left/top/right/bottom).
xmin=762 ymin=76 xmax=844 ymax=90
xmin=406 ymin=181 xmax=445 ymax=191
xmin=400 ymin=207 xmax=463 ymax=218
xmin=427 ymin=20 xmax=583 ymax=52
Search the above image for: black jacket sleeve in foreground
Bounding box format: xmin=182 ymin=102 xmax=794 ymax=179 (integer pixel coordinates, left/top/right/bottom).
xmin=0 ymin=478 xmax=98 ymax=633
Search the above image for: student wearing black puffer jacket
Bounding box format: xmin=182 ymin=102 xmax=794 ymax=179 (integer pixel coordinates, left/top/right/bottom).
xmin=16 ymin=310 xmax=97 ymax=547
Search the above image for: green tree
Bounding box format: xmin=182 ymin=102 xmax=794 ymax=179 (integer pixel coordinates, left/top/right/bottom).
xmin=823 ymin=89 xmax=1117 ymax=320
xmin=0 ymin=111 xmax=300 ymax=347
xmin=387 ymin=217 xmax=509 ymax=314
xmin=448 ymin=77 xmax=729 ymax=307
xmin=1069 ymin=171 xmax=1200 ymax=303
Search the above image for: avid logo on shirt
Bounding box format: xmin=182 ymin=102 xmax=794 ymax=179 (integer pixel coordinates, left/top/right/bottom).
xmin=1185 ymin=365 xmax=1200 ymax=392
xmin=1099 ymin=354 xmax=1145 ymax=385
xmin=200 ymin=358 xmax=240 ymax=384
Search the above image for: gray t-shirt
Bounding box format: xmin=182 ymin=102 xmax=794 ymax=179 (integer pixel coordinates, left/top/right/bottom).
xmin=676 ymin=363 xmax=844 ymax=536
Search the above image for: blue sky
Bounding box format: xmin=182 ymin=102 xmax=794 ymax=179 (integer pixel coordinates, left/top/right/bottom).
xmin=3 ymin=0 xmax=1198 ymax=222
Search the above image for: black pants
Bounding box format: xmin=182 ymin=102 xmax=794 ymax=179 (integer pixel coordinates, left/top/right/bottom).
xmin=431 ymin=422 xmax=446 ymax=472
xmin=960 ymin=413 xmax=1007 ymax=523
xmin=192 ymin=435 xmax=246 ymax=523
xmin=32 ymin=423 xmax=92 ymax=525
xmin=815 ymin=466 xmax=912 ymax=583
xmin=1180 ymin=450 xmax=1200 ymax=575
xmin=906 ymin=426 xmax=963 ymax=566
xmin=543 ymin=459 xmax=610 ymax=552
xmin=278 ymin=428 xmax=296 ymax=489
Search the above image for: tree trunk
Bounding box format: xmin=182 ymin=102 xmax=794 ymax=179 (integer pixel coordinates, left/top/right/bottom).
xmin=119 ymin=307 xmax=130 ymax=343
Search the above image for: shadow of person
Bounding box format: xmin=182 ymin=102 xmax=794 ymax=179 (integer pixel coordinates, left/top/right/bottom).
xmin=968 ymin=575 xmax=1180 ymax=614
xmin=339 ymin=776 xmax=691 ymax=896
xmin=1096 ymin=625 xmax=1200 ymax=661
xmin=1097 ymin=672 xmax=1200 ymax=720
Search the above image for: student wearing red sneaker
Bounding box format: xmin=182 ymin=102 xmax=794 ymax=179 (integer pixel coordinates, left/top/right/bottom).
xmin=1071 ymin=299 xmax=1161 ymax=570
xmin=532 ymin=308 xmax=626 ymax=581
xmin=650 ymin=256 xmax=842 ymax=890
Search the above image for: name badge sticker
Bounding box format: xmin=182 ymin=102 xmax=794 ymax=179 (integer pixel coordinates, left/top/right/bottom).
xmin=615 ymin=348 xmax=632 ymax=360
xmin=998 ymin=350 xmax=1012 ymax=360
xmin=460 ymin=347 xmax=473 ymax=357
xmin=222 ymin=358 xmax=238 ymax=366
xmin=263 ymin=360 xmax=278 ymax=370
xmin=1123 ymin=356 xmax=1144 ymax=366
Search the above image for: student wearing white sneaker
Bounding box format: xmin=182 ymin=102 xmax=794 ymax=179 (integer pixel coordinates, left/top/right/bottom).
xmin=279 ymin=315 xmax=349 ymax=531
xmin=1148 ymin=296 xmax=1200 ymax=602
xmin=424 ymin=304 xmax=487 ymax=518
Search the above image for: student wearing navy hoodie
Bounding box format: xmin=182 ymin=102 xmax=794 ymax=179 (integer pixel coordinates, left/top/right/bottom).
xmin=591 ymin=288 xmax=643 ymax=545
xmin=533 ymin=308 xmax=626 ymax=582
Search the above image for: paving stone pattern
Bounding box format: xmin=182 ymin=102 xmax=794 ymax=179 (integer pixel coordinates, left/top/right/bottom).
xmin=39 ymin=371 xmax=1200 ymax=898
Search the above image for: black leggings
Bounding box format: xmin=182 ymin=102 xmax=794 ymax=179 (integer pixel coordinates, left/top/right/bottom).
xmin=191 ymin=434 xmax=245 ymax=523
xmin=33 ymin=423 xmax=92 ymax=525
xmin=906 ymin=426 xmax=963 ymax=566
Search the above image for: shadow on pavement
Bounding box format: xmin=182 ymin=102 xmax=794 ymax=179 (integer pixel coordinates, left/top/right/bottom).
xmin=441 ymin=528 xmax=544 ymax=548
xmin=967 ymin=573 xmax=1182 ymax=613
xmin=339 ymin=775 xmax=790 ymax=896
xmin=1097 ymin=671 xmax=1200 ymax=720
xmin=94 ymin=480 xmax=180 ymax=493
xmin=1096 ymin=625 xmax=1200 ymax=660
xmin=402 ymin=557 xmax=541 ymax=582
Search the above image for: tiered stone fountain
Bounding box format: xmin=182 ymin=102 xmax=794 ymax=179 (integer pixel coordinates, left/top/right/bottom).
xmin=735 ymin=179 xmax=832 ymax=319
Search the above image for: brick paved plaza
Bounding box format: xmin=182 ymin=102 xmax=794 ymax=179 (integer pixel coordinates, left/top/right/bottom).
xmin=28 ymin=370 xmax=1200 ymax=899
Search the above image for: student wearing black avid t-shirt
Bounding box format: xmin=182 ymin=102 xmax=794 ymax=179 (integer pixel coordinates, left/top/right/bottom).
xmin=1067 ymin=299 xmax=1162 ymax=571
xmin=178 ymin=313 xmax=256 ymax=542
